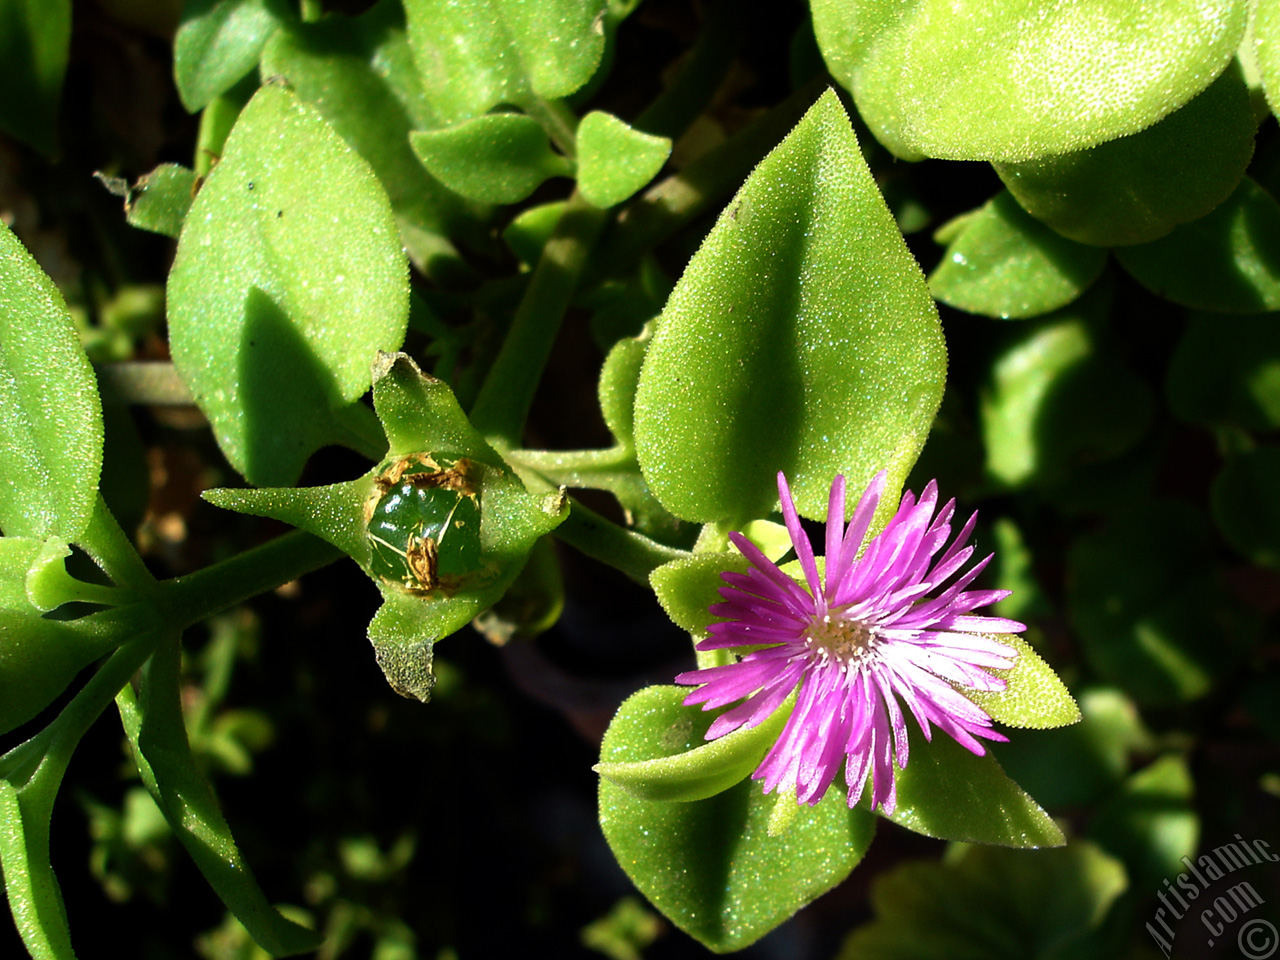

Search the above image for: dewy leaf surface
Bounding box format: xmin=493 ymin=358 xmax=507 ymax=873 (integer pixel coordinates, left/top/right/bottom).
xmin=598 ymin=684 xmax=875 ymax=952
xmin=174 ymin=0 xmax=290 ymax=112
xmin=167 ymin=84 xmax=408 ymax=486
xmin=811 ymin=0 xmax=1246 ymax=161
xmin=402 ymin=0 xmax=605 ymax=123
xmin=0 ymin=221 xmax=103 ymax=541
xmin=633 ymin=89 xmax=945 ymax=524
xmin=260 ymin=2 xmax=482 ymax=279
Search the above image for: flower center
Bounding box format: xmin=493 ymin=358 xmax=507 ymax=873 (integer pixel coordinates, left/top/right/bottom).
xmin=804 ymin=610 xmax=877 ymax=666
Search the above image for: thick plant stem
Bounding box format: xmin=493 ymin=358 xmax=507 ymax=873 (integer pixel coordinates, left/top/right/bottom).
xmin=553 ymin=499 xmax=689 ymax=584
xmin=469 ymin=194 xmax=607 ymax=446
xmin=78 ymin=495 xmax=157 ymax=597
xmin=157 ymin=530 xmax=343 ymax=631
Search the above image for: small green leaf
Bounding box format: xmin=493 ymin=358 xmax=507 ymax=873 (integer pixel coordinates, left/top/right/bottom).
xmin=597 ymin=325 xmax=649 ymax=449
xmin=599 ymin=684 xmax=876 ymax=952
xmin=979 ymin=290 xmax=1153 ymax=489
xmin=1115 ymin=177 xmax=1280 ymax=312
xmin=1211 ymin=446 xmax=1280 ymax=568
xmin=372 ymin=352 xmax=490 ymax=460
xmin=167 ymin=84 xmax=408 ymax=485
xmin=962 ymin=634 xmax=1080 ymax=730
xmin=260 ymin=3 xmax=484 ymax=279
xmin=117 ymin=638 xmax=321 ymax=956
xmin=836 ymin=841 xmax=1127 ymax=960
xmin=410 ymin=113 xmax=571 ymax=204
xmin=594 ymin=685 xmax=794 ymax=802
xmin=502 ymin=200 xmax=568 ymax=266
xmin=812 ymin=0 xmax=1247 ymax=161
xmin=649 ymin=553 xmax=749 ymax=638
xmin=125 ymin=163 xmax=198 ymax=238
xmin=0 ymin=0 xmax=69 ymax=155
xmin=0 ymin=537 xmax=40 ymax=609
xmin=877 ymin=727 xmax=1064 ymax=847
xmin=1088 ymin=754 xmax=1197 ymax=891
xmin=993 ymin=64 xmax=1256 ymax=246
xmin=174 ymin=0 xmax=289 ymax=112
xmin=1167 ymin=313 xmax=1280 ymax=431
xmin=633 ymin=89 xmax=945 ymax=524
xmin=929 ymin=191 xmax=1107 ymax=319
xmin=576 ymin=111 xmax=671 ymax=208
xmin=0 ymin=221 xmax=103 ymax=542
xmin=403 ymin=0 xmax=605 ymax=123
xmin=1067 ymin=501 xmax=1248 ymax=704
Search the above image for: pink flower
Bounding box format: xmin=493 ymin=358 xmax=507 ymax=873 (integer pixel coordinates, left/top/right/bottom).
xmin=676 ymin=472 xmax=1023 ymax=814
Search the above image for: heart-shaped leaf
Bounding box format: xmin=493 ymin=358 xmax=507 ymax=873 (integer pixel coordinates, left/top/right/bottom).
xmin=410 ymin=113 xmax=571 ymax=204
xmin=576 ymin=111 xmax=671 ymax=208
xmin=633 ymin=89 xmax=945 ymax=524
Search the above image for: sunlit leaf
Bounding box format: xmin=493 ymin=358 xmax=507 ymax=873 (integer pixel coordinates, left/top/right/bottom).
xmin=929 ymin=191 xmax=1107 ymax=318
xmin=409 ymin=113 xmax=571 ymax=204
xmin=811 ymin=0 xmax=1246 ymax=161
xmin=633 ymin=89 xmax=945 ymax=524
xmin=994 ymin=64 xmax=1256 ymax=246
xmin=167 ymin=83 xmax=408 ymax=485
xmin=598 ymin=684 xmax=876 ymax=952
xmin=0 ymin=222 xmax=103 ymax=541
xmin=174 ymin=0 xmax=289 ymax=112
xmin=125 ymin=164 xmax=199 ymax=239
xmin=962 ymin=633 xmax=1080 ymax=730
xmin=576 ymin=111 xmax=671 ymax=208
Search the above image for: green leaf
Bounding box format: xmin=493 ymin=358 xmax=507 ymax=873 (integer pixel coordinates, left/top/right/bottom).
xmin=174 ymin=0 xmax=289 ymax=112
xmin=633 ymin=89 xmax=945 ymax=524
xmin=372 ymin=352 xmax=490 ymax=460
xmin=979 ymin=289 xmax=1153 ymax=489
xmin=403 ymin=0 xmax=605 ymax=123
xmin=0 ymin=607 xmax=117 ymax=736
xmin=576 ymin=111 xmax=671 ymax=208
xmin=117 ymin=638 xmax=321 ymax=956
xmin=1088 ymin=754 xmax=1197 ymax=891
xmin=1115 ymin=177 xmax=1280 ymax=312
xmin=1067 ymin=501 xmax=1248 ymax=704
xmin=409 ymin=113 xmax=571 ymax=204
xmin=1256 ymin=0 xmax=1280 ymax=119
xmin=502 ymin=200 xmax=568 ymax=267
xmin=0 ymin=779 xmax=75 ymax=959
xmin=877 ymin=727 xmax=1064 ymax=847
xmin=811 ymin=0 xmax=1247 ymax=161
xmin=991 ymin=687 xmax=1153 ymax=811
xmin=597 ymin=324 xmax=649 ymax=449
xmin=1167 ymin=312 xmax=1280 ymax=430
xmin=929 ymin=191 xmax=1107 ymax=319
xmin=167 ymin=83 xmax=408 ymax=486
xmin=835 ymin=841 xmax=1127 ymax=960
xmin=0 ymin=221 xmax=103 ymax=541
xmin=594 ymin=685 xmax=796 ymax=803
xmin=260 ymin=2 xmax=483 ymax=279
xmin=994 ymin=64 xmax=1256 ymax=246
xmin=649 ymin=553 xmax=748 ymax=638
xmin=962 ymin=633 xmax=1080 ymax=730
xmin=125 ymin=163 xmax=199 ymax=238
xmin=1211 ymin=446 xmax=1280 ymax=568
xmin=0 ymin=0 xmax=70 ymax=154
xmin=598 ymin=684 xmax=876 ymax=952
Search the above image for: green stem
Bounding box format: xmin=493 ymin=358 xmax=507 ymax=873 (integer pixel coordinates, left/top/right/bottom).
xmin=553 ymin=499 xmax=689 ymax=584
xmin=94 ymin=362 xmax=194 ymax=406
xmin=77 ymin=495 xmax=157 ymax=598
xmin=593 ymin=75 xmax=826 ymax=280
xmin=0 ymin=629 xmax=163 ymax=787
xmin=469 ymin=194 xmax=608 ymax=446
xmin=506 ymin=446 xmax=636 ymax=477
xmin=157 ymin=530 xmax=343 ymax=631
xmin=522 ymin=96 xmax=580 ymax=159
xmin=299 ymin=0 xmax=323 ymax=23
